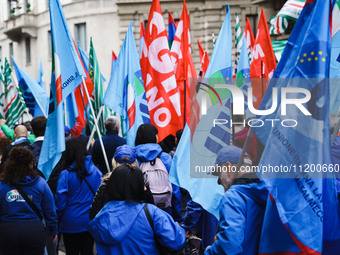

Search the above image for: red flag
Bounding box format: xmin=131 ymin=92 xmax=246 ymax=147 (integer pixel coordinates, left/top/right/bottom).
xmin=140 ymin=22 xmax=145 ymax=39
xmin=245 ymin=17 xmax=255 ymax=63
xmin=250 ymin=9 xmax=276 ymax=109
xmin=168 ymin=12 xmax=177 ymax=29
xmin=140 ymin=0 xmax=182 ymax=142
xmin=197 ymin=39 xmax=204 ymax=62
xmin=170 ymin=0 xmax=197 ymax=125
xmin=71 ymin=42 xmax=94 ymax=137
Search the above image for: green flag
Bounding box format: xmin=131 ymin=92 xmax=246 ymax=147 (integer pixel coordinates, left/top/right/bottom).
xmin=89 ymin=38 xmax=110 ymax=138
xmin=2 ymin=58 xmax=26 ymax=128
xmin=0 ymin=59 xmax=6 ymax=119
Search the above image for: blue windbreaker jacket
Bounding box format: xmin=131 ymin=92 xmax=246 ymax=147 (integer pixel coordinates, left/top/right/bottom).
xmin=55 ymin=155 xmax=102 ymax=233
xmin=204 ymin=182 xmax=268 ymax=255
xmin=88 ymin=201 xmax=185 ymax=255
xmin=0 ymin=176 xmax=58 ymax=235
xmin=135 ymin=143 xmax=182 ymax=216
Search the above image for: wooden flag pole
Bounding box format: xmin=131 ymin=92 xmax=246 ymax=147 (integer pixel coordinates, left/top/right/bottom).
xmin=81 ymin=76 xmax=111 ymax=173
xmin=86 ymin=105 xmax=104 ymax=150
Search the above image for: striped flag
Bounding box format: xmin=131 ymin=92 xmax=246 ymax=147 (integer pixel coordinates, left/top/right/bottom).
xmin=168 ymin=12 xmax=177 ymax=49
xmin=269 ymin=0 xmax=306 ymax=35
xmin=0 ymin=60 xmax=7 ymax=119
xmin=234 ymin=12 xmax=242 ymax=75
xmin=271 ymin=40 xmax=288 ymax=62
xmin=89 ymin=38 xmax=110 ymax=138
xmin=2 ymin=58 xmax=26 ymax=128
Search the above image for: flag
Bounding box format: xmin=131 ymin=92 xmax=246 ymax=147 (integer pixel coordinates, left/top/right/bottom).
xmin=197 ymin=39 xmax=204 ymax=62
xmin=250 ymin=9 xmax=276 ymax=109
xmin=139 ymin=22 xmax=145 ymax=60
xmin=65 ymin=92 xmax=78 ymax=129
xmin=0 ymin=60 xmax=7 ymax=119
xmin=234 ymin=12 xmax=242 ymax=75
xmin=197 ymin=39 xmax=210 ymax=78
xmin=245 ymin=17 xmax=255 ymax=64
xmin=330 ymin=0 xmax=340 ymax=115
xmin=103 ymin=22 xmax=150 ymax=146
xmin=204 ymin=4 xmax=233 ymax=101
xmin=89 ymin=38 xmax=111 ymax=138
xmin=2 ymin=58 xmax=26 ymax=128
xmin=269 ymin=0 xmax=306 ymax=35
xmin=168 ymin=11 xmax=177 ymax=49
xmin=253 ymin=0 xmax=340 ymax=253
xmin=36 ymin=60 xmax=46 ymax=91
xmin=12 ymin=57 xmax=49 ymax=118
xmin=170 ymin=0 xmax=197 ymax=124
xmin=270 ymin=15 xmax=288 ymax=35
xmin=38 ymin=0 xmax=86 ymax=179
xmin=272 ymin=40 xmax=288 ymax=62
xmin=140 ymin=0 xmax=182 ymax=142
xmin=111 ymin=50 xmax=117 ymax=75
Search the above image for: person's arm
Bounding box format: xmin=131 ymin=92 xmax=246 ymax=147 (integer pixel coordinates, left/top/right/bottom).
xmin=204 ymin=191 xmax=246 ymax=255
xmin=55 ymin=170 xmax=69 ymax=221
xmin=89 ymin=182 xmax=107 ymax=221
xmin=0 ymin=123 xmax=15 ymax=141
xmin=41 ymin=179 xmax=58 ymax=236
xmin=149 ymin=204 xmax=186 ymax=250
xmin=182 ymin=200 xmax=204 ymax=231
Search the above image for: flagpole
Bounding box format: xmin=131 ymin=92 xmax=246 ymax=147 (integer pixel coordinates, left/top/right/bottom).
xmin=81 ymin=76 xmax=111 ymax=173
xmin=86 ymin=105 xmax=103 ymax=150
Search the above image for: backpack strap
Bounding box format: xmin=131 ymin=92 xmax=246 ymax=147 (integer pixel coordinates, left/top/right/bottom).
xmin=13 ymin=184 xmax=43 ymax=221
xmin=150 ymin=152 xmax=163 ymax=166
xmin=83 ymin=177 xmax=96 ymax=196
xmin=144 ymin=204 xmax=154 ymax=231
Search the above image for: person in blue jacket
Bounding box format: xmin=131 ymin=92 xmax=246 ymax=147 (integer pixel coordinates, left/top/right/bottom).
xmin=204 ymin=145 xmax=268 ymax=255
xmin=55 ymin=137 xmax=102 ymax=255
xmin=135 ymin=124 xmax=182 ymax=218
xmin=88 ymin=164 xmax=185 ymax=254
xmin=0 ymin=147 xmax=58 ymax=255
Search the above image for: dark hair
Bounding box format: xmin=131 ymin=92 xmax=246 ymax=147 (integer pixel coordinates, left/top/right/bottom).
xmin=31 ymin=116 xmax=47 ymax=137
xmin=0 ymin=137 xmax=12 ymax=155
xmin=0 ymin=147 xmax=36 ymax=186
xmin=135 ymin=124 xmax=158 ymax=146
xmin=23 ymin=121 xmax=32 ymax=132
xmin=176 ymin=129 xmax=183 ymax=143
xmin=106 ymin=164 xmax=145 ymax=202
xmin=105 ymin=117 xmax=119 ymax=131
xmin=61 ymin=137 xmax=89 ymax=179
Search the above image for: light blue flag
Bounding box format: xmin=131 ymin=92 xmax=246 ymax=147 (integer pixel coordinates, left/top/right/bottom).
xmin=38 ymin=0 xmax=87 ymax=179
xmin=102 ymin=22 xmax=150 ymax=146
xmin=11 ymin=57 xmax=49 ymax=118
xmin=65 ymin=92 xmax=78 ymax=129
xmin=330 ymin=0 xmax=340 ymax=114
xmin=36 ymin=60 xmax=46 ymax=91
xmin=253 ymin=0 xmax=340 ymax=253
xmin=77 ymin=42 xmax=106 ymax=82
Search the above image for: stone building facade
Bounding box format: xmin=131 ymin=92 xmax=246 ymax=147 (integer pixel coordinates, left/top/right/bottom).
xmin=0 ymin=0 xmax=285 ymax=90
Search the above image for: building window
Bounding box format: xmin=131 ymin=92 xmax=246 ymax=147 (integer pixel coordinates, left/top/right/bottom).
xmin=75 ymin=23 xmax=87 ymax=51
xmin=246 ymin=14 xmax=258 ymax=37
xmin=48 ymin=30 xmax=52 ymax=59
xmin=9 ymin=42 xmax=13 ymax=65
xmin=25 ymin=37 xmax=31 ymax=65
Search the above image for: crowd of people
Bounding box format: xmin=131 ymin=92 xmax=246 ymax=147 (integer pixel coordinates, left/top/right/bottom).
xmin=0 ymin=115 xmax=338 ymax=255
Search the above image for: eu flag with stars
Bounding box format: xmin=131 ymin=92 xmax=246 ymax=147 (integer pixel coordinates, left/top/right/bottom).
xmin=253 ymin=0 xmax=340 ymax=254
xmin=103 ymin=22 xmax=150 ymax=146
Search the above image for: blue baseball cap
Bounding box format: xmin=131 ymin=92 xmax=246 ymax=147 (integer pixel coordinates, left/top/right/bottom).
xmin=215 ymin=145 xmax=252 ymax=165
xmin=114 ymin=145 xmax=136 ymax=164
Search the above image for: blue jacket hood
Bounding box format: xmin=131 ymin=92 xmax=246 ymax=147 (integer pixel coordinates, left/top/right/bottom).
xmin=88 ymin=201 xmax=144 ymax=245
xmin=230 ymin=182 xmax=268 ymax=209
xmin=17 ymin=176 xmax=40 ymax=186
xmin=135 ymin=143 xmax=162 ymax=162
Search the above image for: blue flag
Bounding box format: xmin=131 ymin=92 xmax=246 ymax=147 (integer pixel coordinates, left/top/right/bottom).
xmin=65 ymin=92 xmax=78 ymax=130
xmin=11 ymin=57 xmax=49 ymax=118
xmin=36 ymin=60 xmax=46 ymax=91
xmin=253 ymin=0 xmax=340 ymax=253
xmin=38 ymin=0 xmax=86 ymax=179
xmin=102 ymin=22 xmax=150 ymax=146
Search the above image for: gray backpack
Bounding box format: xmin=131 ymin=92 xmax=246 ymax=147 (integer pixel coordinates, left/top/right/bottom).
xmin=140 ymin=155 xmax=172 ymax=209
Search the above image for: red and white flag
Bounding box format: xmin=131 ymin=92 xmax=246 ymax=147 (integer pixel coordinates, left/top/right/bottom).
xmin=170 ymin=0 xmax=197 ymax=124
xmin=250 ymin=9 xmax=276 ymax=109
xmin=140 ymin=0 xmax=182 ymax=142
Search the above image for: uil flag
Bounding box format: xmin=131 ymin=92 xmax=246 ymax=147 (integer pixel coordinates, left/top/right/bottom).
xmin=38 ymin=0 xmax=86 ymax=179
xmin=12 ymin=57 xmax=49 ymax=118
xmin=103 ymin=22 xmax=150 ymax=146
xmin=36 ymin=60 xmax=46 ymax=91
xmin=140 ymin=0 xmax=182 ymax=142
xmin=168 ymin=12 xmax=177 ymax=49
xmin=245 ymin=17 xmax=255 ymax=64
xmin=253 ymin=0 xmax=340 ymax=253
xmin=111 ymin=50 xmax=117 ymax=76
xmin=170 ymin=0 xmax=197 ymax=124
xmin=250 ymin=9 xmax=276 ymax=109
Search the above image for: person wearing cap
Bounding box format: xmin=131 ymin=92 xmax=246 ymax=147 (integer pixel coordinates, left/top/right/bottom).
xmin=204 ymin=145 xmax=268 ymax=255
